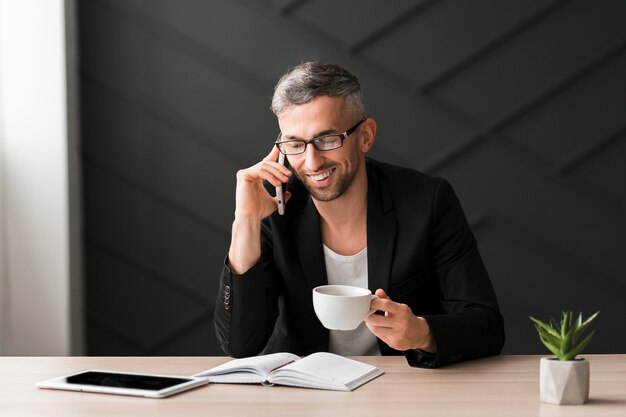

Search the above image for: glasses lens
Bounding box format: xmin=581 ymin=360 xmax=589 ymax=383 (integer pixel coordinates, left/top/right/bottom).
xmin=279 ymin=141 xmax=306 ymax=155
xmin=314 ymin=135 xmax=342 ymax=151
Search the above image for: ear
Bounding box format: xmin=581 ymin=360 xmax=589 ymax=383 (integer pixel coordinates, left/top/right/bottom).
xmin=359 ymin=118 xmax=376 ymax=153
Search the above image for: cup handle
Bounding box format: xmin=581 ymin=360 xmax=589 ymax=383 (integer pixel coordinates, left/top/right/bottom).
xmin=367 ymin=294 xmax=379 ymax=316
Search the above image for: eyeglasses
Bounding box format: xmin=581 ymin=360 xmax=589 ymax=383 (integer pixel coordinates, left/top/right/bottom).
xmin=275 ymin=118 xmax=366 ymax=155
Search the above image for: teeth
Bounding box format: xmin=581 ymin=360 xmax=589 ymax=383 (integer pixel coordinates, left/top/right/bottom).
xmin=309 ymin=169 xmax=333 ymax=181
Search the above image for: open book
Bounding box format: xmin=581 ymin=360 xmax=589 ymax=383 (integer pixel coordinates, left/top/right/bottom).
xmin=194 ymin=352 xmax=383 ymax=392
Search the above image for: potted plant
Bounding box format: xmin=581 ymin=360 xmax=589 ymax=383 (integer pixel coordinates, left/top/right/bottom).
xmin=529 ymin=310 xmax=599 ymax=405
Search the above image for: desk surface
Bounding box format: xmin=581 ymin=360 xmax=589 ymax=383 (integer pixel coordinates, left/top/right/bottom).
xmin=1 ymin=355 xmax=625 ymax=416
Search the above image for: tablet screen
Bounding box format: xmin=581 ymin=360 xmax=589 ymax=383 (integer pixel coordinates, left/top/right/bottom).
xmin=66 ymin=371 xmax=194 ymax=391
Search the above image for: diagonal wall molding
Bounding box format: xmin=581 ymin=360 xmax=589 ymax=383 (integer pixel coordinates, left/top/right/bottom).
xmin=79 ymin=0 xmax=626 ymax=355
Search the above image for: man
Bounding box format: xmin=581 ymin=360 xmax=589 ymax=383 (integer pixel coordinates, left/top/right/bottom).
xmin=215 ymin=62 xmax=504 ymax=368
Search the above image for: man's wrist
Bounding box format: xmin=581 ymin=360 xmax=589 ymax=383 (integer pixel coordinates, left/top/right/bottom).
xmin=414 ymin=316 xmax=437 ymax=353
xmin=228 ymin=216 xmax=262 ymax=274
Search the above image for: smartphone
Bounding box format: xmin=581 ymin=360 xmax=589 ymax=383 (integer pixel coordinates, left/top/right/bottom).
xmin=276 ymin=152 xmax=286 ymax=215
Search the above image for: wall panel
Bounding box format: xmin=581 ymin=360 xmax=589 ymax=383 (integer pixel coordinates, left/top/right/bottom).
xmin=79 ymin=0 xmax=626 ymax=355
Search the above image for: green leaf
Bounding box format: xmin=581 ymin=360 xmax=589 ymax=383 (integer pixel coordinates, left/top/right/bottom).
xmin=529 ymin=316 xmax=560 ymax=339
xmin=561 ymin=310 xmax=572 ymax=339
xmin=561 ymin=322 xmax=574 ymax=356
xmin=536 ymin=327 xmax=560 ymax=348
xmin=573 ymin=311 xmax=599 ymax=342
xmin=565 ymin=329 xmax=596 ymax=361
xmin=531 ymin=311 xmax=598 ymax=360
xmin=581 ymin=311 xmax=600 ymax=327
xmin=572 ymin=312 xmax=583 ymax=344
xmin=539 ymin=334 xmax=565 ymax=360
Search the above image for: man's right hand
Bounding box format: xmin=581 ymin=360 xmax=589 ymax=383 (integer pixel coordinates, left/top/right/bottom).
xmin=228 ymin=146 xmax=292 ymax=274
xmin=234 ymin=146 xmax=292 ymax=222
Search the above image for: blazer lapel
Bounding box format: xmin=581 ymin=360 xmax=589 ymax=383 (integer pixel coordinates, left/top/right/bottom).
xmin=294 ymin=196 xmax=327 ymax=290
xmin=291 ymin=163 xmax=397 ymax=293
xmin=367 ymin=166 xmax=397 ymax=294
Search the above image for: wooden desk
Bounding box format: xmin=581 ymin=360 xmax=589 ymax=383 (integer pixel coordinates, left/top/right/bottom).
xmin=1 ymin=355 xmax=625 ymax=416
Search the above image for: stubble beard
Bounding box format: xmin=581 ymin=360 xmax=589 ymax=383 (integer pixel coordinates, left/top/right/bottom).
xmin=294 ymin=164 xmax=358 ymax=202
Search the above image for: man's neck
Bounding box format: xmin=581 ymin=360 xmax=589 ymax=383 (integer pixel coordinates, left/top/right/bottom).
xmin=314 ymin=167 xmax=368 ymax=256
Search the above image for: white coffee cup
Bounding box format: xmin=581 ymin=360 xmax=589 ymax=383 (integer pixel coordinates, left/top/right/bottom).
xmin=312 ymin=285 xmax=377 ymax=331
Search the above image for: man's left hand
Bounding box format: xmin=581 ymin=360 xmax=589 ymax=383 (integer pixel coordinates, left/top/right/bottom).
xmin=365 ymin=289 xmax=437 ymax=353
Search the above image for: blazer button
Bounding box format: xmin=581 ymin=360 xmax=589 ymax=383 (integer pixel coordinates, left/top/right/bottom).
xmin=224 ymin=286 xmax=231 ymax=310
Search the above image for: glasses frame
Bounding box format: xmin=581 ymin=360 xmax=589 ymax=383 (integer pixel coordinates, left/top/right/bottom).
xmin=275 ymin=118 xmax=366 ymax=155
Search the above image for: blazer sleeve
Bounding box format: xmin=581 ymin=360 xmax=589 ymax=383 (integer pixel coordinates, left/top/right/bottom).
xmin=214 ymin=220 xmax=282 ymax=358
xmin=406 ymin=179 xmax=505 ymax=368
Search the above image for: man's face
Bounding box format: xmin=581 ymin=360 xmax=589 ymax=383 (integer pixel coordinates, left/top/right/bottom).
xmin=277 ymin=96 xmax=368 ymax=202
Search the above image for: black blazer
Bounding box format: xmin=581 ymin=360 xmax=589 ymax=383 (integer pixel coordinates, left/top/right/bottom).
xmin=215 ymin=158 xmax=504 ymax=368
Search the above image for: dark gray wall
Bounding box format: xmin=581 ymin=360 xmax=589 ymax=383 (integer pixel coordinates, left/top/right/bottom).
xmin=78 ymin=0 xmax=626 ymax=356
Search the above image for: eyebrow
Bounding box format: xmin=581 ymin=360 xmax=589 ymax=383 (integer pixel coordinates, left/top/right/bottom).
xmin=282 ymin=127 xmax=340 ymax=140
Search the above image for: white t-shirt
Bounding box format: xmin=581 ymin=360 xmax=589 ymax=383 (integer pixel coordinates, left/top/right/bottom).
xmin=323 ymin=244 xmax=381 ymax=356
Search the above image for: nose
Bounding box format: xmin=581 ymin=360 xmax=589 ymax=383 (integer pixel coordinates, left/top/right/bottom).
xmin=303 ymin=143 xmax=324 ymax=171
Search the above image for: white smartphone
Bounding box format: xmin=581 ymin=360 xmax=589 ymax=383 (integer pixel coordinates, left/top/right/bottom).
xmin=36 ymin=369 xmax=208 ymax=398
xmin=276 ymin=152 xmax=285 ymax=215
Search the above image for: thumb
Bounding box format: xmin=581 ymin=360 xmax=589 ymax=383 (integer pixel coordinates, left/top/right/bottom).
xmin=374 ymin=288 xmax=389 ymax=299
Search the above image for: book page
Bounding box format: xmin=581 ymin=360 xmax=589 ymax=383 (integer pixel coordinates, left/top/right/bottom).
xmin=269 ymin=352 xmax=383 ymax=391
xmin=194 ymin=352 xmax=300 ymax=384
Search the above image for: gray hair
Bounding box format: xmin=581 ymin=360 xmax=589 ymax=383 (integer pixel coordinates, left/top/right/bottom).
xmin=271 ymin=62 xmax=365 ymax=118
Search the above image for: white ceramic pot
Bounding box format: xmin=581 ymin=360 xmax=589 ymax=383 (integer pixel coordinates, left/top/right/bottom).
xmin=540 ymin=357 xmax=589 ymax=405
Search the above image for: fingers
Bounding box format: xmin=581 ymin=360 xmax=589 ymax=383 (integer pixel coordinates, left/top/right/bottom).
xmin=365 ymin=322 xmax=415 ymax=352
xmin=365 ymin=322 xmax=394 ymax=339
xmin=365 ymin=314 xmax=393 ymax=329
xmin=262 ymin=146 xmax=291 ymax=184
xmin=374 ymin=289 xmax=388 ymax=299
xmin=367 ymin=291 xmax=412 ymax=327
xmin=263 ymin=144 xmax=281 ymax=162
xmin=258 ymin=162 xmax=290 ymax=187
xmin=365 ymin=288 xmax=433 ymax=351
xmin=365 ymin=305 xmax=420 ymax=351
xmin=366 ymin=306 xmax=409 ymax=327
xmin=238 ymin=150 xmax=291 ymax=187
xmin=370 ymin=289 xmax=403 ymax=313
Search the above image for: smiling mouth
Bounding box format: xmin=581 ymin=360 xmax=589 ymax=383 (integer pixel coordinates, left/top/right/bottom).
xmin=307 ymin=168 xmax=335 ymax=182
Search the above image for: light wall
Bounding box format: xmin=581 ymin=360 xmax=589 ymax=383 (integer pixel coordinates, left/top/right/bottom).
xmin=0 ymin=0 xmax=79 ymax=355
